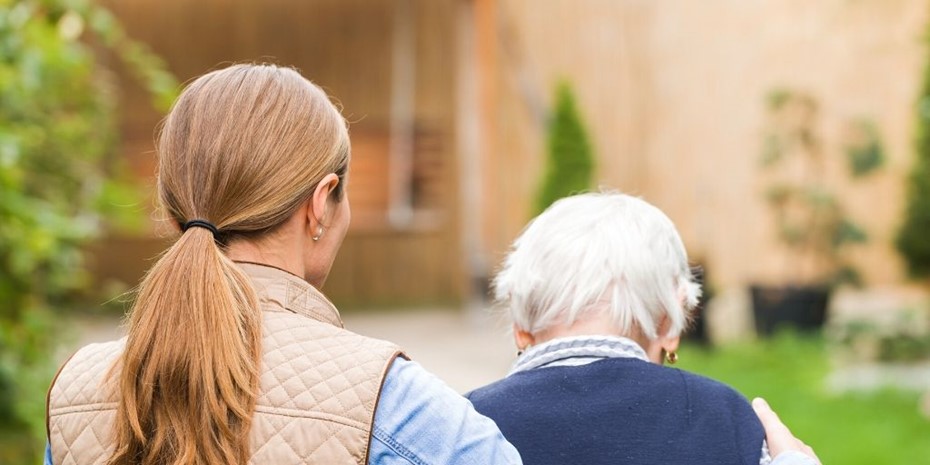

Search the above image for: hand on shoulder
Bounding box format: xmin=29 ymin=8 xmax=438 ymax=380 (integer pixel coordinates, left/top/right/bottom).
xmin=752 ymin=398 xmax=821 ymax=465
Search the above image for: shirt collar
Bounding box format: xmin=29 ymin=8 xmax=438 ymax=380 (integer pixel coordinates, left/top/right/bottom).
xmin=235 ymin=261 xmax=344 ymax=328
xmin=510 ymin=335 xmax=649 ymax=376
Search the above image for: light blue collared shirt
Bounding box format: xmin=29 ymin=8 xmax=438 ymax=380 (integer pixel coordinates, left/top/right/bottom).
xmin=45 ymin=357 xmax=522 ymax=465
xmin=369 ymin=357 xmax=521 ymax=464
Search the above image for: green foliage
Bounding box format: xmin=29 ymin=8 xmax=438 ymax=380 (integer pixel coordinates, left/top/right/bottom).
xmin=760 ymin=89 xmax=882 ymax=288
xmin=0 ymin=0 xmax=177 ymax=461
xmin=681 ymin=334 xmax=930 ymax=465
xmin=896 ymin=29 xmax=930 ymax=279
xmin=534 ymin=81 xmax=595 ymax=215
xmin=832 ymin=311 xmax=930 ymax=363
xmin=846 ymin=119 xmax=885 ymax=177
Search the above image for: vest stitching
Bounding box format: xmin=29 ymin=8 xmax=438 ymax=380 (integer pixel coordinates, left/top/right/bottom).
xmin=363 ymin=351 xmax=405 ymax=465
xmin=49 ymin=403 xmax=118 ymax=415
xmin=372 ymin=424 xmax=427 ymax=465
xmin=253 ymin=406 xmax=367 ymax=429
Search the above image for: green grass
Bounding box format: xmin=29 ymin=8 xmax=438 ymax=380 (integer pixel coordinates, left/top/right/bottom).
xmin=679 ymin=333 xmax=930 ymax=465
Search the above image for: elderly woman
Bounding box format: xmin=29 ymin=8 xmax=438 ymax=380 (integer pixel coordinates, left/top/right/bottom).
xmin=467 ymin=192 xmax=819 ymax=465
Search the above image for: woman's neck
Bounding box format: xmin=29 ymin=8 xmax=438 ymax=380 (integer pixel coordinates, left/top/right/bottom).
xmin=225 ymin=231 xmax=307 ymax=283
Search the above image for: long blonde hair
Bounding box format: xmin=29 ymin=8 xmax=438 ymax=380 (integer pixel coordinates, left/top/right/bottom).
xmin=109 ymin=64 xmax=350 ymax=465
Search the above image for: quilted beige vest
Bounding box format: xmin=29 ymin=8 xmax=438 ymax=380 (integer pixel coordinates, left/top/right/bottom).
xmin=47 ymin=262 xmax=403 ymax=465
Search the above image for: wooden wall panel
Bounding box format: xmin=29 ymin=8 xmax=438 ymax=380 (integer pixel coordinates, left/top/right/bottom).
xmin=93 ymin=0 xmax=464 ymax=306
xmin=487 ymin=0 xmax=929 ymax=289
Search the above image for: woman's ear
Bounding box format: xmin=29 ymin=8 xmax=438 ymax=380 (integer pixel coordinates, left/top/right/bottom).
xmin=646 ymin=316 xmax=681 ymax=364
xmin=513 ymin=324 xmax=535 ymax=352
xmin=657 ymin=315 xmax=680 ymax=352
xmin=309 ymin=173 xmax=341 ymax=226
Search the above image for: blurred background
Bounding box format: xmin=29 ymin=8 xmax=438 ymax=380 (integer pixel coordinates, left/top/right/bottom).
xmin=2 ymin=0 xmax=930 ymax=463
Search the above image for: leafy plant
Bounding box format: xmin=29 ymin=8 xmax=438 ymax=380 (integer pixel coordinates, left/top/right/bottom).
xmin=760 ymin=89 xmax=883 ymax=288
xmin=831 ymin=311 xmax=930 ymax=363
xmin=896 ymin=24 xmax=930 ymax=280
xmin=0 ymin=0 xmax=176 ymax=461
xmin=534 ymin=81 xmax=595 ymax=215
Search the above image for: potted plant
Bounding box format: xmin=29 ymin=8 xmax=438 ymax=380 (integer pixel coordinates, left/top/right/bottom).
xmin=752 ymin=89 xmax=883 ymax=336
xmin=534 ymin=81 xmax=595 ymax=215
xmin=896 ymin=35 xmax=930 ymax=282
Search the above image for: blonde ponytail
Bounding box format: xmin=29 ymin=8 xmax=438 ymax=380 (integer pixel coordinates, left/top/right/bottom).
xmin=110 ymin=228 xmax=260 ymax=465
xmin=109 ymin=64 xmax=350 ymax=465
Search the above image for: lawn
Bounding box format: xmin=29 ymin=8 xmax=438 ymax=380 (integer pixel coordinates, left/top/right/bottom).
xmin=679 ymin=334 xmax=930 ymax=465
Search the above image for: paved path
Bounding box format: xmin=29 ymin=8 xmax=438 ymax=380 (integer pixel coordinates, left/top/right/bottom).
xmin=63 ymin=305 xmax=516 ymax=394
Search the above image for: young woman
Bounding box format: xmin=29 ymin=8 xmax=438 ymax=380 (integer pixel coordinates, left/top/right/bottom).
xmin=45 ymin=64 xmax=520 ymax=465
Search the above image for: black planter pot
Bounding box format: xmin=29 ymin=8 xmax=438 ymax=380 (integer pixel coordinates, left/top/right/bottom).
xmin=750 ymin=285 xmax=830 ymax=337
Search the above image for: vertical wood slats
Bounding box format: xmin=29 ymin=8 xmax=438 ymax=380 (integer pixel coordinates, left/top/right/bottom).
xmin=91 ymin=0 xmax=464 ymax=306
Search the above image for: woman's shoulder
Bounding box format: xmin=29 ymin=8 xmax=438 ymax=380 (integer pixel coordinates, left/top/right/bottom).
xmin=56 ymin=338 xmax=127 ymax=377
xmin=464 ymin=374 xmax=511 ymax=404
xmin=262 ymin=310 xmax=402 ymax=355
xmin=594 ymin=358 xmax=756 ymax=409
xmin=665 ymin=365 xmax=753 ymax=406
xmin=468 ymin=358 xmax=752 ymax=409
xmin=48 ymin=338 xmax=126 ymax=410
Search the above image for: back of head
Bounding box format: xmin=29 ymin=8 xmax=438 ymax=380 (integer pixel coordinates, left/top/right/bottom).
xmin=110 ymin=64 xmax=349 ymax=465
xmin=158 ymin=63 xmax=349 ymax=232
xmin=494 ymin=192 xmax=700 ymax=340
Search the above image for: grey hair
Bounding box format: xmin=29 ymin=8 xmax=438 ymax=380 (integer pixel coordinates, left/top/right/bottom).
xmin=493 ymin=192 xmax=701 ymax=340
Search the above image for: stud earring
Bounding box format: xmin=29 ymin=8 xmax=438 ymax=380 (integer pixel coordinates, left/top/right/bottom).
xmin=665 ymin=351 xmax=679 ymax=365
xmin=312 ymin=225 xmax=324 ymax=241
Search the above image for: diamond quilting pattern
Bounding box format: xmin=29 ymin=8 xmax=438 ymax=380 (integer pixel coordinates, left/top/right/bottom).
xmin=51 ymin=409 xmax=115 ymax=465
xmin=48 ymin=268 xmax=401 ymax=465
xmin=250 ymin=412 xmax=364 ymax=463
xmin=258 ymin=312 xmax=394 ymax=425
xmin=51 ymin=340 xmax=123 ymax=408
xmin=49 ymin=340 xmax=122 ymax=465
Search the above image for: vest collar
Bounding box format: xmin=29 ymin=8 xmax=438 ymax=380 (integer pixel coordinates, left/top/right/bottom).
xmin=235 ymin=261 xmax=344 ymax=328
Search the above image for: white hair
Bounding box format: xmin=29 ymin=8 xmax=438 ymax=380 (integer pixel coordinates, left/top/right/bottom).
xmin=494 ymin=192 xmax=701 ymax=340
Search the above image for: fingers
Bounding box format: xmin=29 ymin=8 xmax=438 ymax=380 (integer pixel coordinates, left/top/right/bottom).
xmin=751 ymin=398 xmax=779 ymax=426
xmin=752 ymin=397 xmax=792 ymax=439
xmin=752 ymin=397 xmax=821 ymax=465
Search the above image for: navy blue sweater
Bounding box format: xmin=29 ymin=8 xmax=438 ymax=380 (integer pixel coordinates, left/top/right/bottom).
xmin=467 ymin=357 xmax=764 ymax=465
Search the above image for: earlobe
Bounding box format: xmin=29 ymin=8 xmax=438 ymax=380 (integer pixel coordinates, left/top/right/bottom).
xmin=661 ymin=334 xmax=681 ymax=364
xmin=655 ymin=316 xmax=680 ymax=352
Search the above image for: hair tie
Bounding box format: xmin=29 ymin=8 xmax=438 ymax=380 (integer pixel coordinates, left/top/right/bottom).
xmin=181 ymin=219 xmax=219 ymax=236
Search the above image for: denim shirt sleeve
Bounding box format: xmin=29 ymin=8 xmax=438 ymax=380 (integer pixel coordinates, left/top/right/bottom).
xmin=368 ymin=357 xmax=522 ymax=465
xmin=44 ymin=441 xmax=53 ymax=465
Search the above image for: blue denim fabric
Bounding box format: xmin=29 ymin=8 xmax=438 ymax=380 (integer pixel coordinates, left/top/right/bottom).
xmin=44 ymin=358 xmax=522 ymax=465
xmin=368 ymin=357 xmax=522 ymax=465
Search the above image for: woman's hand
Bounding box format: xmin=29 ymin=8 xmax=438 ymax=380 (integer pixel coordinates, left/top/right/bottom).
xmin=752 ymin=398 xmax=821 ymax=464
